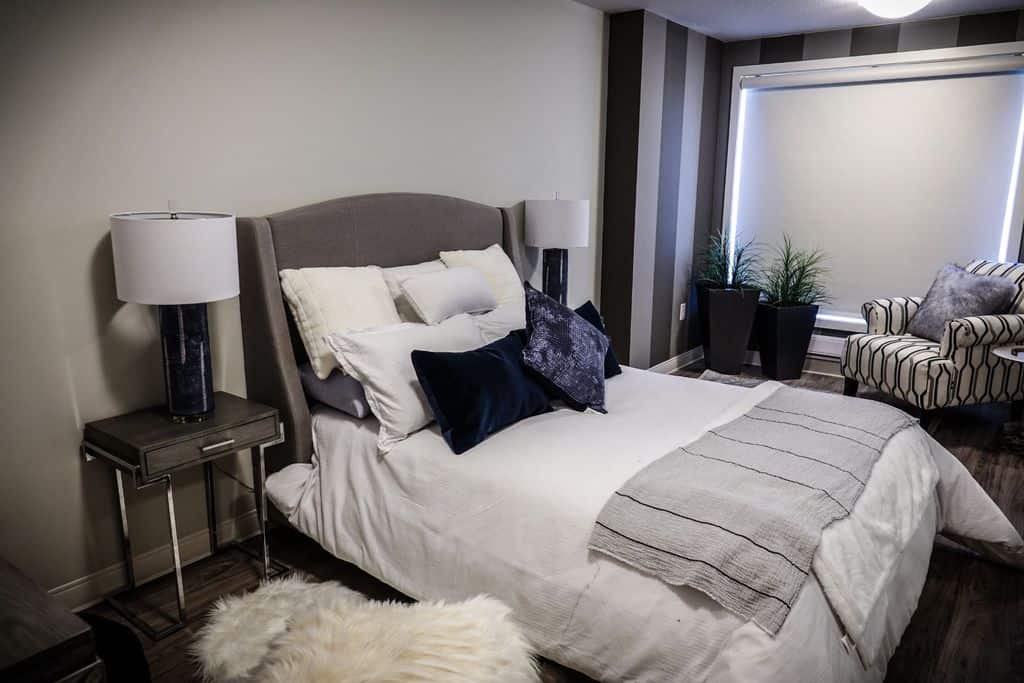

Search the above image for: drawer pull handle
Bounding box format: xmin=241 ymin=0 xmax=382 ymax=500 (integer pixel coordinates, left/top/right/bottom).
xmin=201 ymin=439 xmax=236 ymax=453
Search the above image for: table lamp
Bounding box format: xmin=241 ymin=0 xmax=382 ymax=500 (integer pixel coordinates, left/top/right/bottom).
xmin=524 ymin=198 xmax=590 ymax=305
xmin=110 ymin=211 xmax=238 ymax=422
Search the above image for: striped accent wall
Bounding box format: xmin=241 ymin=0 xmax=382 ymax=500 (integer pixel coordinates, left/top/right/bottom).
xmin=709 ymin=10 xmax=1024 ymax=249
xmin=601 ymin=11 xmax=722 ymax=368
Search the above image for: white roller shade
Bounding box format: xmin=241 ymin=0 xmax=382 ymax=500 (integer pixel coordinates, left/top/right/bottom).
xmin=729 ymin=66 xmax=1024 ymax=329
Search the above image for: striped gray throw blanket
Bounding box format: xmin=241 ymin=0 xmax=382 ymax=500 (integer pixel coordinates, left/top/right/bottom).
xmin=589 ymin=386 xmax=916 ymax=635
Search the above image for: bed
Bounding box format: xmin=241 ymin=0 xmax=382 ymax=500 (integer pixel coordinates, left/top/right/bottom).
xmin=236 ymin=193 xmax=1023 ymax=682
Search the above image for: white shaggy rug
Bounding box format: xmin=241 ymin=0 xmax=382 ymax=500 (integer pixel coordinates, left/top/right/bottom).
xmin=194 ymin=574 xmax=539 ymax=683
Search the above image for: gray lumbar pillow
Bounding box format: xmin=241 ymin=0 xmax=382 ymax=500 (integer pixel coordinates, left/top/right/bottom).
xmin=907 ymin=263 xmax=1017 ymax=342
xmin=299 ymin=364 xmax=371 ymax=419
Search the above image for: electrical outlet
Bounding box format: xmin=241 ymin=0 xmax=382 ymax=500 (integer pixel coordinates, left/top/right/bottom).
xmin=679 ymin=303 xmax=687 ymax=320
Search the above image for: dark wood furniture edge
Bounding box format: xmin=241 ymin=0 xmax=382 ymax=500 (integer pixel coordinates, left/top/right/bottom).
xmin=0 ymin=558 xmax=98 ymax=681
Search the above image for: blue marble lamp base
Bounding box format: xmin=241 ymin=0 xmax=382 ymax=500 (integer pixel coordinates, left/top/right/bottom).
xmin=542 ymin=248 xmax=568 ymax=305
xmin=159 ymin=303 xmax=214 ymax=423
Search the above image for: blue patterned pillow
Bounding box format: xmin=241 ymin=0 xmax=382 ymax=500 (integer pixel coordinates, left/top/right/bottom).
xmin=522 ymin=283 xmax=609 ymax=413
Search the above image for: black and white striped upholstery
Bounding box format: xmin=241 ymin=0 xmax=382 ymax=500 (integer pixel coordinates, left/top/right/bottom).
xmin=862 ymin=297 xmax=923 ymax=335
xmin=841 ymin=260 xmax=1024 ymax=410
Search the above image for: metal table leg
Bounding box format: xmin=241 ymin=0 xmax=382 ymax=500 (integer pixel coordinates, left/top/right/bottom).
xmin=203 ymin=461 xmax=218 ymax=554
xmin=163 ymin=475 xmax=186 ymax=626
xmin=251 ymin=444 xmax=270 ymax=581
xmin=106 ymin=474 xmax=186 ymax=640
xmin=114 ymin=470 xmax=136 ymax=590
xmin=201 ymin=431 xmax=287 ymax=583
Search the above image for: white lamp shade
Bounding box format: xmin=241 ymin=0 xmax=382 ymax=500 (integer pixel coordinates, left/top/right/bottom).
xmin=110 ymin=212 xmax=239 ymax=305
xmin=525 ymin=199 xmax=590 ymax=249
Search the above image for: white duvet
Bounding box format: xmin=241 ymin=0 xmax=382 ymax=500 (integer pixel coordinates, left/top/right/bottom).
xmin=267 ymin=368 xmax=1022 ymax=682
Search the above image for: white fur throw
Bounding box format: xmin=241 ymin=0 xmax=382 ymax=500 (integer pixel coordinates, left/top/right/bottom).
xmin=194 ymin=574 xmax=539 ymax=683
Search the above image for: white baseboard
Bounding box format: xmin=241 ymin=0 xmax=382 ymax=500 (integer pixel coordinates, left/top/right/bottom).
xmin=648 ymin=346 xmax=704 ymax=374
xmin=744 ymin=350 xmax=842 ymax=378
xmin=51 ymin=510 xmax=260 ymax=612
xmin=646 ymin=335 xmax=843 ymax=378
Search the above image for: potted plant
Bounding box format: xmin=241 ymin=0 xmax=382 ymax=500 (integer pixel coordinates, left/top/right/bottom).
xmin=695 ymin=230 xmax=761 ymax=374
xmin=755 ymin=235 xmax=830 ymax=380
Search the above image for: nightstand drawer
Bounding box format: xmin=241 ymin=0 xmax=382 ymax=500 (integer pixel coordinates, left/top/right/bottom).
xmin=144 ymin=416 xmax=278 ymax=477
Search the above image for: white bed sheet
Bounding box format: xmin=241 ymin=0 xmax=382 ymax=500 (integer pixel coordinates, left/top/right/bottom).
xmin=267 ymin=368 xmax=1018 ymax=682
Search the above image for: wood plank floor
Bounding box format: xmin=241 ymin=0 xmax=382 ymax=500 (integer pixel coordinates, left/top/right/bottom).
xmin=85 ymin=365 xmax=1023 ymax=682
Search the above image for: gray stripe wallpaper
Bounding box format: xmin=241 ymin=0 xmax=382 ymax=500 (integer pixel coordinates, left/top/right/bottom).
xmin=602 ymin=9 xmax=1024 ymax=368
xmin=627 ymin=12 xmax=666 ymax=366
xmin=600 ymin=11 xmax=644 ymax=360
xmin=601 ymin=11 xmax=721 ymax=367
xmin=650 ymin=21 xmax=687 ymax=366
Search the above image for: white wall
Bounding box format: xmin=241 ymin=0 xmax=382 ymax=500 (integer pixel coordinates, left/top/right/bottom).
xmin=0 ymin=0 xmax=605 ymax=597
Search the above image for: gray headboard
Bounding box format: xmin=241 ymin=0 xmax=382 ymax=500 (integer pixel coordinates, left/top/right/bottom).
xmin=236 ymin=192 xmax=526 ymax=473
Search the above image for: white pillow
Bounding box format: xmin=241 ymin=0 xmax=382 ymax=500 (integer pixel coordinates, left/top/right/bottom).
xmin=472 ymin=303 xmax=528 ymax=343
xmin=439 ymin=244 xmax=524 ymax=310
xmin=280 ymin=267 xmax=400 ymax=379
xmin=400 ymin=267 xmax=497 ymax=325
xmin=382 ymin=260 xmax=447 ymax=322
xmin=326 ymin=315 xmax=485 ymax=452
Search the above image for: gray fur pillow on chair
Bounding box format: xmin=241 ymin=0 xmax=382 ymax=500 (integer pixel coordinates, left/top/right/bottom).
xmin=907 ymin=263 xmax=1018 ymax=342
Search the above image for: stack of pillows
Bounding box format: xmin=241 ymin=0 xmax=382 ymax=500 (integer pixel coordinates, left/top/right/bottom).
xmin=281 ymin=244 xmax=620 ymax=455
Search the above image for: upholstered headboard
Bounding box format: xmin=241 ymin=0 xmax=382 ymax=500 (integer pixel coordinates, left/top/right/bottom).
xmin=236 ymin=193 xmax=526 ymax=473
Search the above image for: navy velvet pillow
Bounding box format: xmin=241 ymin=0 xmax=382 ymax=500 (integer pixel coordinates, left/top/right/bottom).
xmin=522 ymin=283 xmax=609 ymax=413
xmin=412 ymin=332 xmax=552 ymax=454
xmin=575 ymin=301 xmax=622 ymax=378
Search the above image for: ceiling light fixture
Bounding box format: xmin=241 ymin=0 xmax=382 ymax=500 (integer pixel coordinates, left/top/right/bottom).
xmin=857 ymin=0 xmax=931 ymax=19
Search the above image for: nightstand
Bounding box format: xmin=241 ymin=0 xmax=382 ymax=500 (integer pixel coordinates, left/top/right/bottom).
xmin=81 ymin=392 xmax=285 ymax=640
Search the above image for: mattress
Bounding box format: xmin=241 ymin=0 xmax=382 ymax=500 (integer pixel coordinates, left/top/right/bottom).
xmin=266 ymin=368 xmax=1017 ymax=682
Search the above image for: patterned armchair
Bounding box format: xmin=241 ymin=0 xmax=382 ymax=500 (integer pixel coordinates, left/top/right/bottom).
xmin=840 ymin=260 xmax=1024 ymax=413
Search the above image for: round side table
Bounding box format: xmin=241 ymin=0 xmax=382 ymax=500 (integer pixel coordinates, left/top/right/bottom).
xmin=992 ymin=345 xmax=1024 ymax=441
xmin=991 ymin=345 xmax=1024 ymax=365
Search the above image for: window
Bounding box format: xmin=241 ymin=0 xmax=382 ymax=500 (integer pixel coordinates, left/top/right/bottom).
xmin=724 ymin=48 xmax=1024 ymax=330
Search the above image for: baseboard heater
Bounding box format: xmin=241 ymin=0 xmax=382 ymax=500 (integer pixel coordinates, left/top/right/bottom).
xmin=807 ymin=333 xmax=847 ymax=358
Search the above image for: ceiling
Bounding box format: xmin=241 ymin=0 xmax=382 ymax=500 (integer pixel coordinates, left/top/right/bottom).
xmin=574 ymin=0 xmax=1024 ymax=41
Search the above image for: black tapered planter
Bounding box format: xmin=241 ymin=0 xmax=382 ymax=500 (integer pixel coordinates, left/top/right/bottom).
xmin=755 ymin=303 xmax=819 ymax=380
xmin=696 ymin=281 xmax=761 ymax=374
